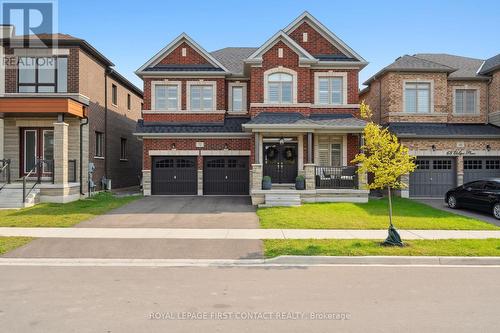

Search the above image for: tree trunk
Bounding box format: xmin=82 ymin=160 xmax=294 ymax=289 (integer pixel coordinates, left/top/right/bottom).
xmin=387 ymin=186 xmax=393 ymax=228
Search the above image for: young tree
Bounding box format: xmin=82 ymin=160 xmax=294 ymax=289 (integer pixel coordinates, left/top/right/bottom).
xmin=352 ymin=102 xmax=416 ymax=246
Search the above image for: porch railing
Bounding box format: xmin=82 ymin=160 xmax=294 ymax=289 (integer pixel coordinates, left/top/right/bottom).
xmin=22 ymin=159 xmax=54 ymax=203
xmin=315 ymin=166 xmax=358 ymax=189
xmin=0 ymin=159 xmax=11 ymax=192
xmin=68 ymin=159 xmax=77 ymax=183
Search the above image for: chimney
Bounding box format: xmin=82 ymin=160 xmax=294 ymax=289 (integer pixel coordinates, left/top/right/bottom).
xmin=0 ymin=24 xmax=15 ymax=39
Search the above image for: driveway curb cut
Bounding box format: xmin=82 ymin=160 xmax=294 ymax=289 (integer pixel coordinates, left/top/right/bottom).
xmin=1 ymin=256 xmax=499 ymax=267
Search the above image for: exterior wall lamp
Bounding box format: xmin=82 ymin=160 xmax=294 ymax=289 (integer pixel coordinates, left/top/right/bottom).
xmin=431 ymin=145 xmax=436 ymax=151
xmin=171 ymin=143 xmax=176 ymax=150
xmin=486 ymin=144 xmax=491 ymax=151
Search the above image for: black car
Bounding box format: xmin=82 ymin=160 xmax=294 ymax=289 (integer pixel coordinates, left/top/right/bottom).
xmin=445 ymin=179 xmax=500 ymax=219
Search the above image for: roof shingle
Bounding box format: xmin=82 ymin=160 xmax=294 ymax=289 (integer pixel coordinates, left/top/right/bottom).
xmin=388 ymin=123 xmax=500 ymax=138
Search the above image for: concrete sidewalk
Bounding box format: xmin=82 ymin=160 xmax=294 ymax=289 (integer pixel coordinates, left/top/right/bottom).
xmin=1 ymin=227 xmax=500 ymax=240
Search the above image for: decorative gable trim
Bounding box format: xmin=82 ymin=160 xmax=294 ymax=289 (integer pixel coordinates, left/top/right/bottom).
xmin=136 ymin=33 xmax=229 ymax=75
xmin=245 ymin=30 xmax=316 ymax=64
xmin=284 ymin=11 xmax=367 ymax=64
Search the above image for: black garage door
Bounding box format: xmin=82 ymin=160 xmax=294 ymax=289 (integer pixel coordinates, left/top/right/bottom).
xmin=464 ymin=157 xmax=500 ymax=183
xmin=410 ymin=157 xmax=456 ymax=197
xmin=151 ymin=156 xmax=197 ymax=195
xmin=203 ymin=156 xmax=249 ymax=195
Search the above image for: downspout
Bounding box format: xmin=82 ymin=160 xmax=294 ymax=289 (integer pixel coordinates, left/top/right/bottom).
xmin=486 ymin=77 xmax=492 ymax=124
xmin=79 ymin=115 xmax=88 ymax=195
xmin=104 ymin=68 xmax=110 ymax=180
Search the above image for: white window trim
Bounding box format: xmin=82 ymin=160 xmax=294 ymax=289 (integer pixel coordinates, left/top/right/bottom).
xmin=402 ymin=79 xmax=434 ymax=114
xmin=228 ymin=82 xmax=247 ymax=113
xmin=452 ymin=86 xmax=480 ymax=116
xmin=314 ymin=71 xmax=348 ymax=106
xmin=151 ymin=80 xmax=181 ymax=111
xmin=186 ymin=80 xmax=217 ymax=111
xmin=263 ymin=67 xmax=298 ymax=104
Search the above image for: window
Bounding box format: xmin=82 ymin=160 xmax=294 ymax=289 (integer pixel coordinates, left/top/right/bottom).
xmin=330 ymin=143 xmax=342 ymax=166
xmin=95 ymin=132 xmax=104 ymax=157
xmin=318 ymin=77 xmax=343 ymax=105
xmin=18 ymin=56 xmax=67 ymax=93
xmin=155 ymin=84 xmax=179 ymax=110
xmin=465 ymin=181 xmax=485 ymax=190
xmin=464 ymin=160 xmax=482 ymax=170
xmin=485 ymin=182 xmax=500 ymax=191
xmin=127 ymin=94 xmax=131 ymax=110
xmin=455 ymin=89 xmax=477 ymax=114
xmin=318 ymin=136 xmax=343 ymax=166
xmin=112 ymin=84 xmax=117 ymax=105
xmin=405 ymin=82 xmax=431 ymax=113
xmin=120 ymin=138 xmax=127 ymax=160
xmin=190 ymin=85 xmax=213 ymax=110
xmin=268 ymin=72 xmax=293 ymax=104
xmin=231 ymin=86 xmax=243 ymax=111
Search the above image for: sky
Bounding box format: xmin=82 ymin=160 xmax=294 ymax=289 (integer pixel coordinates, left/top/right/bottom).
xmin=14 ymin=0 xmax=500 ymax=89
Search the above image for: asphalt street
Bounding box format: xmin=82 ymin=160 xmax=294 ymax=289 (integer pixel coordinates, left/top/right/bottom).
xmin=0 ymin=265 xmax=499 ymax=332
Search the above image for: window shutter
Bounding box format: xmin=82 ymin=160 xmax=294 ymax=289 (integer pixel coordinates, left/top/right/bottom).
xmin=318 ymin=142 xmax=330 ymax=166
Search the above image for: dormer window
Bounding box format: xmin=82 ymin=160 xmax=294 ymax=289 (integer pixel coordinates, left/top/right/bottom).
xmin=267 ymin=72 xmax=293 ymax=104
xmin=18 ymin=56 xmax=68 ymax=93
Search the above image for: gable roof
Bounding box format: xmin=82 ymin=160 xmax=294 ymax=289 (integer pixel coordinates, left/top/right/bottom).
xmin=245 ymin=30 xmax=316 ymax=63
xmin=136 ymin=33 xmax=229 ymax=75
xmin=283 ymin=11 xmax=367 ymax=64
xmin=363 ymin=55 xmax=456 ymax=85
xmin=415 ymin=53 xmax=489 ymax=80
xmin=479 ymin=53 xmax=500 ymax=75
xmin=210 ymin=47 xmax=258 ymax=74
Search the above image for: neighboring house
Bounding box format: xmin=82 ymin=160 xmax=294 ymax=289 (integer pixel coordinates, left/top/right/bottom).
xmin=0 ymin=26 xmax=143 ymax=208
xmin=360 ymin=53 xmax=500 ymax=198
xmin=135 ymin=11 xmax=369 ymax=205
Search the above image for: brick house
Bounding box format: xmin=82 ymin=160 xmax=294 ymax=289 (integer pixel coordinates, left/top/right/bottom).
xmin=360 ymin=53 xmax=500 ymax=198
xmin=0 ymin=26 xmax=143 ymax=207
xmin=135 ymin=12 xmax=370 ymax=205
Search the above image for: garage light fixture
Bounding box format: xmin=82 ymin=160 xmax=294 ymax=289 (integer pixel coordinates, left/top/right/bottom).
xmin=431 ymin=145 xmax=436 ymax=151
xmin=171 ymin=143 xmax=176 ymax=150
xmin=223 ymin=143 xmax=229 ymax=150
xmin=486 ymin=144 xmax=491 ymax=151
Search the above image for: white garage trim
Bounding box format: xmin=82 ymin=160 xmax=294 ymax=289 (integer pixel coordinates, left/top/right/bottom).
xmin=149 ymin=150 xmax=199 ymax=156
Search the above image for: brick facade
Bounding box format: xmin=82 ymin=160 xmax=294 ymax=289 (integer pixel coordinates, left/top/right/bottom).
xmin=1 ymin=40 xmax=143 ymax=193
xmin=142 ymin=138 xmax=251 ymax=170
xmin=136 ymin=12 xmax=366 ymax=197
xmin=289 ymin=22 xmax=343 ymax=55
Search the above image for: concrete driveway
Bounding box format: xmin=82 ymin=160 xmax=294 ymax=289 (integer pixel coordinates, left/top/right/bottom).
xmin=416 ymin=199 xmax=500 ymax=227
xmin=4 ymin=196 xmax=263 ymax=259
xmin=76 ymin=196 xmax=259 ymax=229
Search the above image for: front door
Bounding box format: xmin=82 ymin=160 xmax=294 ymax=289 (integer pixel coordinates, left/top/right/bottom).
xmin=20 ymin=128 xmax=54 ymax=177
xmin=263 ymin=142 xmax=298 ymax=183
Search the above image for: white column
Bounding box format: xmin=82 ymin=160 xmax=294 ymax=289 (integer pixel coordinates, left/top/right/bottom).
xmin=298 ymin=134 xmax=304 ymax=171
xmin=53 ymin=122 xmax=69 ymax=184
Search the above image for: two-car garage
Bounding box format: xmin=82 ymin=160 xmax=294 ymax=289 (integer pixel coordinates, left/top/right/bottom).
xmin=409 ymin=156 xmax=500 ymax=198
xmin=151 ymin=156 xmax=249 ymax=196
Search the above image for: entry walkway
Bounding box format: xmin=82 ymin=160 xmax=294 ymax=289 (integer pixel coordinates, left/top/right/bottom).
xmin=1 ymin=227 xmax=499 ymax=240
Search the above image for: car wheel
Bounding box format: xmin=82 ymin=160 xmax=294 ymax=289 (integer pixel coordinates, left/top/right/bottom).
xmin=447 ymin=195 xmax=458 ymax=209
xmin=493 ymin=203 xmax=500 ymax=220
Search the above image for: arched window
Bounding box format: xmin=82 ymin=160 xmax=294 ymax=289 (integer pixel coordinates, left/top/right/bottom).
xmin=268 ymin=72 xmax=293 ymax=104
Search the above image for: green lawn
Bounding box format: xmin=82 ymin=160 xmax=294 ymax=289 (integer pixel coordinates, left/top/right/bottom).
xmin=258 ymin=197 xmax=500 ymax=230
xmin=0 ymin=237 xmax=32 ymax=255
xmin=264 ymin=239 xmax=500 ymax=258
xmin=0 ymin=192 xmax=140 ymax=227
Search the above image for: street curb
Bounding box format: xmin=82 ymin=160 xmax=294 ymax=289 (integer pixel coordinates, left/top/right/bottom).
xmin=266 ymin=255 xmax=500 ymax=266
xmin=0 ymin=256 xmax=499 ymax=267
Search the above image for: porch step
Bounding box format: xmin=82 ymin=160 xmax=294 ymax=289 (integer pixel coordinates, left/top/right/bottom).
xmin=0 ymin=187 xmax=40 ymax=209
xmin=260 ymin=193 xmax=301 ymax=208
